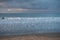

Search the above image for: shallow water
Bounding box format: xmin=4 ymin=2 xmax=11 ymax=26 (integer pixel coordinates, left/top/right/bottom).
xmin=0 ymin=17 xmax=60 ymax=36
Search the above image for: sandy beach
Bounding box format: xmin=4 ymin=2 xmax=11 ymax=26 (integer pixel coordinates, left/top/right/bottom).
xmin=0 ymin=33 xmax=60 ymax=40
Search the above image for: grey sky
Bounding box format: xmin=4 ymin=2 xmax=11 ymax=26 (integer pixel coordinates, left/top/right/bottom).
xmin=0 ymin=0 xmax=60 ymax=13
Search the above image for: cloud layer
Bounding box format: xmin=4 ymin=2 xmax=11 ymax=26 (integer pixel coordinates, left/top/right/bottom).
xmin=0 ymin=0 xmax=60 ymax=10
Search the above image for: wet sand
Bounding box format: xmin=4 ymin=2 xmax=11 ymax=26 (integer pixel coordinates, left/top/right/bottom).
xmin=0 ymin=33 xmax=60 ymax=40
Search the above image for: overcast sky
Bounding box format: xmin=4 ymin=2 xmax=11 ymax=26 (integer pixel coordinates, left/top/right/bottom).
xmin=0 ymin=0 xmax=60 ymax=13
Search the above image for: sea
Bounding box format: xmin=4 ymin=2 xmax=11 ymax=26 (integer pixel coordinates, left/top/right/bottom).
xmin=0 ymin=12 xmax=60 ymax=36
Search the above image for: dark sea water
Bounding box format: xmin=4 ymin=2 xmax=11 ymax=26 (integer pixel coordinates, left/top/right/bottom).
xmin=0 ymin=12 xmax=60 ymax=17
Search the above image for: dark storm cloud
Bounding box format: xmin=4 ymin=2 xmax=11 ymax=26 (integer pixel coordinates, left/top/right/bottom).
xmin=0 ymin=0 xmax=60 ymax=10
xmin=8 ymin=0 xmax=60 ymax=10
xmin=0 ymin=0 xmax=11 ymax=2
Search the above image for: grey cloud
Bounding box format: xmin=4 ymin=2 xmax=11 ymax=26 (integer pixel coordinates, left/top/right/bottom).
xmin=0 ymin=0 xmax=60 ymax=10
xmin=0 ymin=0 xmax=11 ymax=2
